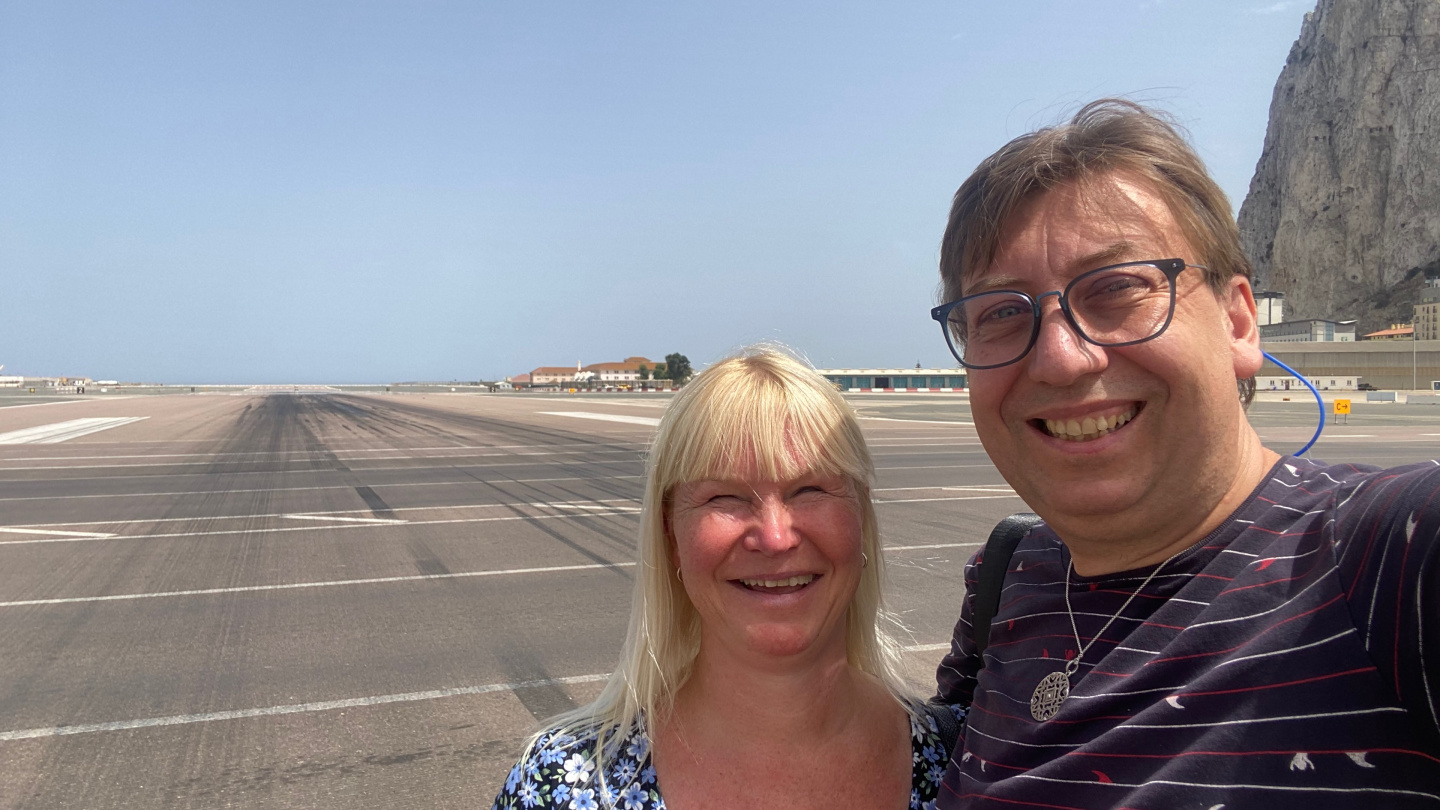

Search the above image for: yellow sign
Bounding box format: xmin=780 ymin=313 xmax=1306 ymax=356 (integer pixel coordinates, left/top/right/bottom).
xmin=1334 ymin=399 xmax=1351 ymax=415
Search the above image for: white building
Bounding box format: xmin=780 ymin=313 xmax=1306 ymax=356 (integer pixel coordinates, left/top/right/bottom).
xmin=1259 ymin=319 xmax=1356 ymax=343
xmin=817 ymin=368 xmax=967 ymax=391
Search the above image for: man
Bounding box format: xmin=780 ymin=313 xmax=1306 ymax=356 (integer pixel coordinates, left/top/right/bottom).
xmin=931 ymin=100 xmax=1440 ymax=808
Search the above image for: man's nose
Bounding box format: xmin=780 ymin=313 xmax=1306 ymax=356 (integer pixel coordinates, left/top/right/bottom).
xmin=748 ymin=498 xmax=802 ymax=554
xmin=1025 ymin=297 xmax=1108 ymax=385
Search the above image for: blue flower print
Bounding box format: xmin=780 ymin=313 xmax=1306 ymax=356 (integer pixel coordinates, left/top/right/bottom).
xmin=569 ymin=788 xmax=598 ymax=810
xmin=626 ymin=734 xmax=650 ymax=761
xmin=563 ymin=753 xmax=595 ymax=786
xmin=620 ymin=783 xmax=647 ymax=810
xmin=491 ymin=708 xmax=949 ymax=809
xmin=612 ymin=756 xmax=638 ymax=785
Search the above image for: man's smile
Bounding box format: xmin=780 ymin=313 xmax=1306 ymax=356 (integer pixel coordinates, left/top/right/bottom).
xmin=1031 ymin=403 xmax=1141 ymax=442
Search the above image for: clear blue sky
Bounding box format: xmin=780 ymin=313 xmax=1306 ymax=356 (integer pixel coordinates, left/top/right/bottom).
xmin=1 ymin=0 xmax=1315 ymax=383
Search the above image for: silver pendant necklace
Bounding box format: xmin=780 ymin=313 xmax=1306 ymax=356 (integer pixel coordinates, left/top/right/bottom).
xmin=1029 ymin=548 xmax=1184 ymax=722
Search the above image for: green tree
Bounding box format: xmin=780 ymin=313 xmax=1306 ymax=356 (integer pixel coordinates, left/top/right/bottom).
xmin=637 ymin=364 xmax=650 ymax=381
xmin=665 ymin=353 xmax=693 ymax=384
xmin=653 ymin=363 xmax=669 ymax=380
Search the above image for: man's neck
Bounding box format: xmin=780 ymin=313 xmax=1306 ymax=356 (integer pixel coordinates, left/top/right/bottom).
xmin=1056 ymin=430 xmax=1282 ymax=577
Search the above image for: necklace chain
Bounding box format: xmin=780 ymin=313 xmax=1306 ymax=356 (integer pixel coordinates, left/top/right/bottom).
xmin=1031 ymin=546 xmax=1191 ymax=721
xmin=1061 ymin=547 xmax=1186 ymax=677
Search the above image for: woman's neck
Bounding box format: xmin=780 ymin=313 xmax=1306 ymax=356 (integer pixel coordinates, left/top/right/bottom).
xmin=667 ymin=642 xmax=884 ymax=745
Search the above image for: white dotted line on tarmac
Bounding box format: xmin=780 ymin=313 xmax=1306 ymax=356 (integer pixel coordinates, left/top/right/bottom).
xmin=0 ymin=639 xmax=964 ymax=743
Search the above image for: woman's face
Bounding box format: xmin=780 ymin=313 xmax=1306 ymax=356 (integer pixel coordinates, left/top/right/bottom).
xmin=667 ymin=468 xmax=865 ymax=665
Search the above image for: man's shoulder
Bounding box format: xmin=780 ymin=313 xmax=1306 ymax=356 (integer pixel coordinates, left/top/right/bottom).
xmin=1245 ymin=456 xmax=1439 ymax=517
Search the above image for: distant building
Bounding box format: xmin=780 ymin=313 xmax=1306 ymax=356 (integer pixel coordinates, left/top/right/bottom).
xmin=1362 ymin=323 xmax=1414 ymax=341
xmin=1416 ymin=278 xmax=1440 ymax=342
xmin=817 ymin=368 xmax=967 ymax=391
xmin=530 ymin=365 xmax=580 ymax=385
xmin=1259 ymin=318 xmax=1356 ymax=343
xmin=508 ymin=373 xmax=532 ymax=386
xmin=1254 ymin=291 xmax=1285 ymax=327
xmin=581 ymin=357 xmax=666 ymax=383
xmin=1255 ymin=375 xmax=1359 ymax=391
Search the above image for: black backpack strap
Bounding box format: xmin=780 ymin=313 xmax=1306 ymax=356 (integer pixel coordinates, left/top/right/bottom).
xmin=924 ymin=699 xmax=963 ymax=758
xmin=972 ymin=512 xmax=1042 ymax=655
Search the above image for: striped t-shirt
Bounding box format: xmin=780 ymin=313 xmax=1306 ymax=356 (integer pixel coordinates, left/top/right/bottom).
xmin=935 ymin=456 xmax=1440 ymax=808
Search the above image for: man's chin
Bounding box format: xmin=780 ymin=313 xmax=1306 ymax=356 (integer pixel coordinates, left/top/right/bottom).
xmin=1013 ymin=475 xmax=1148 ymax=523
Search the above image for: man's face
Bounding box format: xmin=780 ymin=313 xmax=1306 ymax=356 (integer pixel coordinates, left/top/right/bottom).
xmin=963 ymin=173 xmax=1262 ymax=532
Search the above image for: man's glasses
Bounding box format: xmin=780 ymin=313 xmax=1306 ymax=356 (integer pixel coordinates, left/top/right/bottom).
xmin=930 ymin=259 xmax=1204 ymax=370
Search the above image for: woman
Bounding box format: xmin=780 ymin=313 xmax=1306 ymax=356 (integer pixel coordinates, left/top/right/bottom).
xmin=491 ymin=347 xmax=958 ymax=810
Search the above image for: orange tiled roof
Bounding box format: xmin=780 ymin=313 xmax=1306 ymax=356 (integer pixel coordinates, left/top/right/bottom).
xmin=1363 ymin=326 xmax=1414 ymax=338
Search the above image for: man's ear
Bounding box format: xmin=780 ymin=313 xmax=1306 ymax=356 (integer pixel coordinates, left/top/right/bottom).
xmin=1223 ymin=274 xmax=1264 ymax=378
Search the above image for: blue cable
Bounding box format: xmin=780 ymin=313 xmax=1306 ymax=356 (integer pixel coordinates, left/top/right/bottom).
xmin=1262 ymin=351 xmax=1325 ymax=456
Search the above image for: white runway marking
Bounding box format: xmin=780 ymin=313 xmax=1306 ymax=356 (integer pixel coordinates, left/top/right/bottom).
xmin=0 ymin=397 xmax=133 ymax=410
xmin=0 ymin=527 xmax=116 ymax=539
xmin=0 ymin=455 xmax=644 ymax=476
xmin=0 ymin=544 xmax=976 ymax=606
xmin=0 ymin=441 xmax=647 ymax=463
xmin=0 ymin=417 xmax=148 ymax=445
xmin=0 ymin=507 xmax=645 ymax=546
xmin=565 ymin=399 xmax=669 ymax=409
xmin=0 ymin=561 xmax=640 ymax=607
xmin=539 ymin=411 xmax=662 ymax=427
xmin=0 ymin=674 xmax=612 ymax=742
xmin=0 ymin=474 xmax=648 ymax=504
xmin=2 ymin=498 xmax=645 ymax=530
xmin=0 ymin=641 xmax=951 ymax=743
xmin=0 ymin=496 xmax=977 ymax=546
xmin=281 ymin=514 xmax=408 ymax=525
xmin=860 ymin=417 xmax=974 ymax=426
xmin=7 ymin=489 xmax=989 ymax=530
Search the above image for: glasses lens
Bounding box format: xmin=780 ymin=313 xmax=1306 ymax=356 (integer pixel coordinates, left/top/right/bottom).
xmin=949 ymin=292 xmax=1035 ymax=367
xmin=1067 ymin=263 xmax=1174 ymax=344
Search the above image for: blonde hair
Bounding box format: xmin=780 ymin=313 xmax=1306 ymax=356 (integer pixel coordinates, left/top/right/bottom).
xmin=531 ymin=345 xmax=912 ymax=794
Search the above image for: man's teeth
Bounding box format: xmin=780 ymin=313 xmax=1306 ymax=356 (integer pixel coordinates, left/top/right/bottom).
xmin=740 ymin=575 xmax=815 ymax=589
xmin=1042 ymin=408 xmax=1136 ymax=442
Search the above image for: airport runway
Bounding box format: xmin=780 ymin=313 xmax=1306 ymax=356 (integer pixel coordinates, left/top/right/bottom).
xmin=0 ymin=391 xmax=1435 ymax=809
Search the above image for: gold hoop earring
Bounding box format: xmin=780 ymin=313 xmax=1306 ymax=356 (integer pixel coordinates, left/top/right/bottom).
xmin=862 ymin=552 xmax=869 ymax=568
xmin=676 ymin=567 xmax=684 ymax=583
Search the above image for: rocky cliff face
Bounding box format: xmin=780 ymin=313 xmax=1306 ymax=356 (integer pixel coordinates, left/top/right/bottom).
xmin=1237 ymin=0 xmax=1440 ymax=335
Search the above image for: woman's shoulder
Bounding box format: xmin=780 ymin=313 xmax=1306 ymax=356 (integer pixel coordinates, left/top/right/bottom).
xmin=490 ymin=721 xmax=663 ymax=810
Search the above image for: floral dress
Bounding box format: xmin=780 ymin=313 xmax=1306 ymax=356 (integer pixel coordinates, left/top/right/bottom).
xmin=491 ymin=704 xmax=960 ymax=810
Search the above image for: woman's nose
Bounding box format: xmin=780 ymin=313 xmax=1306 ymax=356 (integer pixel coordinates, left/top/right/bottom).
xmin=748 ymin=499 xmax=802 ymax=554
xmin=1026 ymin=299 xmax=1108 ymax=385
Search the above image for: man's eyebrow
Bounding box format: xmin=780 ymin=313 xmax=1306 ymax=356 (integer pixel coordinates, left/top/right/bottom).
xmin=965 ymin=241 xmax=1145 ymax=296
xmin=1071 ymin=241 xmax=1143 ymax=272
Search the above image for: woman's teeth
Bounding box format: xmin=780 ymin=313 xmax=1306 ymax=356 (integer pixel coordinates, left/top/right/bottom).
xmin=1042 ymin=408 xmax=1136 ymax=442
xmin=740 ymin=575 xmax=815 ymax=589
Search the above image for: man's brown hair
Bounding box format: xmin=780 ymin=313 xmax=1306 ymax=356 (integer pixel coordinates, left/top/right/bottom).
xmin=938 ymin=98 xmax=1256 ymax=404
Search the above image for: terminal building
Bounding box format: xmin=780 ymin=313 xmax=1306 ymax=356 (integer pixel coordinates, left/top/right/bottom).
xmin=1260 ymin=341 xmax=1440 ymax=391
xmin=816 ymin=368 xmax=967 ymax=392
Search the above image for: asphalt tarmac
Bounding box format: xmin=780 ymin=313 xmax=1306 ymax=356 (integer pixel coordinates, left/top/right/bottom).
xmin=0 ymin=391 xmax=1435 ymax=809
